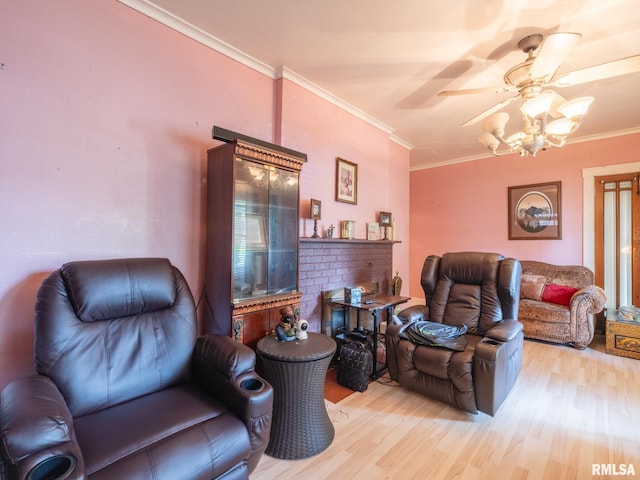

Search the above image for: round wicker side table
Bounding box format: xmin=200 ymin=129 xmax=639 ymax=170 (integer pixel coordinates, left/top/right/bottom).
xmin=256 ymin=332 xmax=336 ymax=459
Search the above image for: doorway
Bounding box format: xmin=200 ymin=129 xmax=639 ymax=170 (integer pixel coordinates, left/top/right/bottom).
xmin=594 ymin=173 xmax=640 ymax=314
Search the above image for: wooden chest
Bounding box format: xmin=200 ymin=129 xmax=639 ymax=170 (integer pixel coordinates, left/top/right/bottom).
xmin=606 ymin=316 xmax=640 ymax=360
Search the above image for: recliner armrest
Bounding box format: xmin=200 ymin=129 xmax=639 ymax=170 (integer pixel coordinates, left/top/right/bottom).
xmin=192 ymin=334 xmax=273 ymax=473
xmin=193 ymin=333 xmax=273 ymax=421
xmin=1 ymin=375 xmax=85 ymax=479
xmin=484 ymin=319 xmax=523 ymax=343
xmin=396 ymin=304 xmax=428 ymax=323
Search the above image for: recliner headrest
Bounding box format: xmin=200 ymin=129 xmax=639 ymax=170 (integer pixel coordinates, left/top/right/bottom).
xmin=440 ymin=252 xmax=504 ymax=284
xmin=61 ymin=257 xmax=176 ymax=322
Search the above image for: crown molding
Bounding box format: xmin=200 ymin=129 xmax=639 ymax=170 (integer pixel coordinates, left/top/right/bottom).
xmin=117 ymin=0 xmax=274 ymax=77
xmin=275 ymin=67 xmax=395 ymax=135
xmin=277 ymin=67 xmax=413 ymax=149
xmin=118 ymin=1 xmax=412 ymax=151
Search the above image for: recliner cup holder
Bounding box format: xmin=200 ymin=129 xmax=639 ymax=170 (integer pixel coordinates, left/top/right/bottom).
xmin=482 ymin=339 xmax=500 ymax=346
xmin=241 ymin=378 xmax=264 ymax=392
xmin=27 ymin=455 xmax=75 ymax=480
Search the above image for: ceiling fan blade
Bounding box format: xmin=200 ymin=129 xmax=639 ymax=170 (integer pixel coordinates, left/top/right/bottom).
xmin=550 ymin=54 xmax=640 ymax=87
xmin=529 ymin=32 xmax=582 ymax=81
xmin=438 ymin=86 xmax=515 ymax=96
xmin=462 ymin=94 xmax=519 ymax=127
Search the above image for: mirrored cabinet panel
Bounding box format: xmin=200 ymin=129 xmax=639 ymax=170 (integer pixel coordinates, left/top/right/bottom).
xmin=205 ymin=139 xmax=305 ymax=348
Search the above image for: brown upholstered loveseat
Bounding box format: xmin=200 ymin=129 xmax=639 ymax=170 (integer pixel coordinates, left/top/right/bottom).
xmin=519 ymin=260 xmax=606 ymax=350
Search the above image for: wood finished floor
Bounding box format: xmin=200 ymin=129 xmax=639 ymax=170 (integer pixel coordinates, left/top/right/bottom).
xmin=252 ymin=334 xmax=640 ymax=479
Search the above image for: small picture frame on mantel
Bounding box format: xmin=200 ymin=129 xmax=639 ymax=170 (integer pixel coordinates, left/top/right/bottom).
xmin=379 ymin=212 xmax=392 ymax=241
xmin=367 ymin=222 xmax=380 ymax=240
xmin=341 ymin=220 xmax=355 ymax=239
xmin=310 ymin=198 xmax=322 ymax=238
xmin=310 ymin=198 xmax=322 ymax=220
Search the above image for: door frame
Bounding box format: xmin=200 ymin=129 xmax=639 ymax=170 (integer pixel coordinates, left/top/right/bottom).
xmin=583 ymin=161 xmax=640 ymax=271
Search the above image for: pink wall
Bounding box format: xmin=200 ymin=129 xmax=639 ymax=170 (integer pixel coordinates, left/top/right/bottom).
xmin=277 ymin=78 xmax=410 ymax=278
xmin=0 ymin=1 xmax=410 ymax=390
xmin=408 ymin=133 xmax=640 ymax=297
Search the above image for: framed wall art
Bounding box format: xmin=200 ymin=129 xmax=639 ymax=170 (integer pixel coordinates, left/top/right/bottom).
xmin=336 ymin=157 xmax=357 ymax=204
xmin=508 ymin=181 xmax=562 ymax=240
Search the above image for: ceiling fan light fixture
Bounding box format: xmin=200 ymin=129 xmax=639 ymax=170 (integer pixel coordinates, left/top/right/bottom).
xmin=557 ymin=96 xmax=594 ymax=119
xmin=478 ymin=133 xmax=500 ymax=151
xmin=546 ymin=117 xmax=574 ymax=136
xmin=506 ymin=131 xmax=527 ymax=145
xmin=454 ymin=30 xmax=640 ymax=159
xmin=480 ymin=112 xmax=509 ymax=136
xmin=521 ymin=91 xmax=556 ymax=118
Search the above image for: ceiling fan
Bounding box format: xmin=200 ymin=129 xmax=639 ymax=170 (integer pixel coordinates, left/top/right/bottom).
xmin=438 ymin=32 xmax=640 ymax=156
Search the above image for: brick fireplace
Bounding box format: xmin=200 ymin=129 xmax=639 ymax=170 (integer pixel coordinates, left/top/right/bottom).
xmin=299 ymin=238 xmax=398 ymax=332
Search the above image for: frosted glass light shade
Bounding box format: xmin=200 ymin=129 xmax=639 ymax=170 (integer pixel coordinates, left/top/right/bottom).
xmin=546 ymin=117 xmax=574 ymax=136
xmin=558 ymin=96 xmax=594 ymax=119
xmin=478 ymin=133 xmax=500 ymax=150
xmin=480 ymin=112 xmax=509 ymax=135
xmin=521 ymin=92 xmax=555 ymax=118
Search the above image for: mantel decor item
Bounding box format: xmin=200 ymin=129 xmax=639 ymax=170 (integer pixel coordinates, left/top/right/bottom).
xmin=326 ymin=224 xmax=335 ymax=238
xmin=392 ymin=271 xmax=403 ymax=295
xmin=341 ymin=220 xmax=355 ymax=239
xmin=367 ymin=222 xmax=380 ymax=240
xmin=508 ymin=181 xmax=562 ymax=240
xmin=310 ymin=198 xmax=321 ymax=238
xmin=379 ymin=211 xmax=392 ymax=240
xmin=336 ymin=157 xmax=357 ymax=205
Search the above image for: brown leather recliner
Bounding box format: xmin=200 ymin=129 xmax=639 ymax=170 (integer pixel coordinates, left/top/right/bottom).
xmin=0 ymin=258 xmax=273 ymax=480
xmin=386 ymin=252 xmax=523 ymax=416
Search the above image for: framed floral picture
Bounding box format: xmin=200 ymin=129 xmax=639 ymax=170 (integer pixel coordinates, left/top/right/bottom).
xmin=336 ymin=157 xmax=357 ymax=204
xmin=508 ymin=181 xmax=562 ymax=240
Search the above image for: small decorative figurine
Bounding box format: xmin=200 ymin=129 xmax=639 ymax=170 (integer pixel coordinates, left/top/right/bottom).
xmin=276 ymin=306 xmax=297 ymax=342
xmin=325 ymin=224 xmax=334 ymax=238
xmin=296 ymin=319 xmax=309 ymax=340
xmin=392 ymin=270 xmax=403 ymax=296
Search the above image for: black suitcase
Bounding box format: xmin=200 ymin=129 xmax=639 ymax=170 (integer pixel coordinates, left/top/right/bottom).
xmin=337 ymin=341 xmax=372 ymax=392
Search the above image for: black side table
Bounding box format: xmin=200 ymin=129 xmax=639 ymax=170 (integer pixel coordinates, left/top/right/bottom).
xmin=332 ymin=294 xmax=410 ymax=378
xmin=256 ymin=332 xmax=336 ymax=459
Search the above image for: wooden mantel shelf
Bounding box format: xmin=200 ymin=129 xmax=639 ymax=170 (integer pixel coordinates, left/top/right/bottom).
xmin=300 ymin=238 xmax=401 ymax=244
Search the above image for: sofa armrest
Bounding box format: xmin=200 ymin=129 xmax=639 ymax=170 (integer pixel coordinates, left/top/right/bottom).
xmin=192 ymin=334 xmax=273 ymax=473
xmin=571 ymin=285 xmax=606 ymax=315
xmin=1 ymin=375 xmax=85 ymax=480
xmin=484 ymin=319 xmax=523 ymax=343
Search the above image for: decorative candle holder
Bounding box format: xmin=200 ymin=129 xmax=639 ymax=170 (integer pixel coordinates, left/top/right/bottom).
xmin=310 ymin=198 xmax=321 ymax=238
xmin=379 ymin=211 xmax=392 ymax=241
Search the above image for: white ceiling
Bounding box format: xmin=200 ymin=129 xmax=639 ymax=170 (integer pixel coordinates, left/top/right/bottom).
xmin=129 ymin=0 xmax=640 ymax=169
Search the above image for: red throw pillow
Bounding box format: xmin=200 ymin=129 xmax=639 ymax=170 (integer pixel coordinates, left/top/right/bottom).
xmin=542 ymin=284 xmax=578 ymax=307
